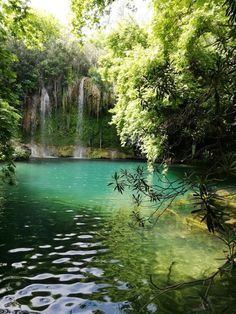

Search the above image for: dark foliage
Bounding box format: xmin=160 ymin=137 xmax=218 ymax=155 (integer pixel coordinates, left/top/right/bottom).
xmin=109 ymin=166 xmax=231 ymax=233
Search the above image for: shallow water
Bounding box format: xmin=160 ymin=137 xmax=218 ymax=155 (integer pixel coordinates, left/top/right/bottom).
xmin=0 ymin=160 xmax=235 ymax=313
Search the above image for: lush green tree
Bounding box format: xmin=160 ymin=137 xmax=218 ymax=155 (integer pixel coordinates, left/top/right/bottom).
xmin=71 ymin=0 xmax=236 ymax=35
xmin=71 ymin=0 xmax=115 ymax=36
xmin=7 ymin=12 xmax=92 ymax=149
xmin=225 ymin=0 xmax=236 ymax=23
xmin=0 ymin=0 xmax=30 ymax=180
xmin=94 ymin=0 xmax=236 ymax=164
xmin=10 ymin=35 xmax=90 ymax=101
xmin=0 ymin=2 xmax=65 ymax=179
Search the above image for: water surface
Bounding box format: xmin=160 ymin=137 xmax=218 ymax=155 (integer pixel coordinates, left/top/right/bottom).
xmin=0 ymin=160 xmax=235 ymax=313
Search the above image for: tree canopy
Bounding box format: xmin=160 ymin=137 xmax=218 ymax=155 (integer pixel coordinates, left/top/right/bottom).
xmin=1 ymin=0 xmax=236 ymax=170
xmin=71 ymin=0 xmax=236 ymax=34
xmin=84 ymin=0 xmax=236 ymax=164
xmin=0 ymin=0 xmax=30 ymax=180
xmin=0 ymin=1 xmax=70 ymax=180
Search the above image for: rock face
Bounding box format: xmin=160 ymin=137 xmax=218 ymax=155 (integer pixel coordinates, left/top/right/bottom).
xmin=28 ymin=143 xmax=135 ymax=159
xmin=21 ymin=77 xmax=124 ymax=158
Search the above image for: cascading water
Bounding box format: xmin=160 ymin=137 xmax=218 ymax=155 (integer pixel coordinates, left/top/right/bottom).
xmin=74 ymin=77 xmax=86 ymax=158
xmin=30 ymin=87 xmax=51 ymax=158
xmin=30 ymin=96 xmax=38 ymax=138
xmin=40 ymin=87 xmax=50 ymax=136
xmin=77 ymin=77 xmax=86 ymax=136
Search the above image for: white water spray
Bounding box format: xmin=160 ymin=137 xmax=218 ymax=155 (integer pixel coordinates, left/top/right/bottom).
xmin=74 ymin=78 xmax=86 ymax=158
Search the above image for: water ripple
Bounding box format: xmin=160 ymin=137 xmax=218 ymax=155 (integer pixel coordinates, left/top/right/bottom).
xmin=8 ymin=248 xmax=34 ymax=253
xmin=0 ymin=160 xmax=230 ymax=313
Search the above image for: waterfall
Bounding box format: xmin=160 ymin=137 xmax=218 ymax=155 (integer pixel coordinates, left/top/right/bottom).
xmin=29 ymin=87 xmax=51 ymax=158
xmin=40 ymin=87 xmax=50 ymax=134
xmin=76 ymin=77 xmax=86 ymax=134
xmin=30 ymin=143 xmax=55 ymax=158
xmin=30 ymin=95 xmax=38 ymax=138
xmin=39 ymin=87 xmax=51 ymax=157
xmin=29 ymin=96 xmax=38 ymax=157
xmin=73 ymin=146 xmax=86 ymax=159
xmin=74 ymin=77 xmax=86 ymax=158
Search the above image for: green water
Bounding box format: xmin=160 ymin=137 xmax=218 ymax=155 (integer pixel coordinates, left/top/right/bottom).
xmin=0 ymin=160 xmax=235 ymax=313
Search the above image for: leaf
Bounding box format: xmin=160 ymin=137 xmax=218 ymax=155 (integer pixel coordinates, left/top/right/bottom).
xmin=191 ymin=209 xmax=202 ymax=214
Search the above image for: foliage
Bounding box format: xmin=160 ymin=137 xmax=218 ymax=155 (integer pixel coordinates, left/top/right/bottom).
xmin=26 ymin=11 xmax=61 ymax=45
xmin=0 ymin=0 xmax=29 ymax=39
xmin=216 ymin=152 xmax=236 ymax=176
xmin=225 ymin=0 xmax=236 ymax=23
xmin=109 ymin=166 xmax=189 ymax=225
xmin=10 ymin=36 xmax=90 ymax=100
xmin=191 ymin=177 xmax=227 ymax=232
xmin=109 ymin=165 xmax=236 ymax=309
xmin=109 ymin=165 xmax=235 ymax=233
xmin=0 ymin=0 xmax=31 ymax=180
xmin=105 ymin=19 xmax=148 ymax=57
xmin=0 ymin=2 xmax=67 ymax=180
xmin=94 ymin=0 xmax=236 ymax=164
xmin=71 ymin=0 xmax=116 ymax=37
xmin=0 ymin=100 xmax=20 ymax=184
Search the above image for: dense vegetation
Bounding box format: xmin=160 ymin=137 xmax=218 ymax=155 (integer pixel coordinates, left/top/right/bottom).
xmin=0 ymin=2 xmax=121 ymax=162
xmin=72 ymin=0 xmax=236 ymax=306
xmin=0 ymin=0 xmax=235 ymax=245
xmin=0 ymin=0 xmax=235 ymax=312
xmin=73 ymin=0 xmax=236 ymax=166
xmin=1 ymin=0 xmax=235 ymax=167
xmin=0 ymin=0 xmax=30 ymax=181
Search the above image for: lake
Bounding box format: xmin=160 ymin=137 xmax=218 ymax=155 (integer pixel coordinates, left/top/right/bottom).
xmin=0 ymin=160 xmax=235 ymax=313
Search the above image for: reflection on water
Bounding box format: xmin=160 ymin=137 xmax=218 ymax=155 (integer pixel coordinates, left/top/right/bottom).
xmin=0 ymin=160 xmax=235 ymax=313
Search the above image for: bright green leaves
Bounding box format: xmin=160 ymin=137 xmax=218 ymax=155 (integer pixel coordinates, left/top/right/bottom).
xmin=105 ymin=20 xmax=148 ymax=57
xmin=0 ymin=1 xmax=27 ymax=175
xmin=0 ymin=0 xmax=29 ymax=39
xmin=0 ymin=1 xmax=63 ymax=181
xmin=11 ymin=35 xmax=90 ymax=101
xmin=0 ymin=99 xmax=20 ymax=183
xmin=108 ymin=46 xmax=167 ymax=162
xmin=96 ymin=0 xmax=235 ymax=164
xmin=22 ymin=12 xmax=62 ymax=49
xmin=71 ymin=0 xmax=115 ymax=37
xmin=98 ymin=22 xmax=174 ymax=162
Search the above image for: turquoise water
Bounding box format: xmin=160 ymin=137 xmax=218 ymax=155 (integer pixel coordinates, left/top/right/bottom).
xmin=0 ymin=160 xmax=235 ymax=313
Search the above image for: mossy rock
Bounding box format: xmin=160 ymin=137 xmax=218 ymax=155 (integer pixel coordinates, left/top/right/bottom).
xmin=88 ymin=148 xmax=134 ymax=159
xmin=56 ymin=146 xmax=74 ymax=157
xmin=88 ymin=148 xmax=110 ymax=159
xmin=27 ymin=143 xmax=135 ymax=159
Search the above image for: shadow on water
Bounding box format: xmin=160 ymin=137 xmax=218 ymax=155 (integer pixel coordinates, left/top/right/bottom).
xmin=0 ymin=160 xmax=235 ymax=313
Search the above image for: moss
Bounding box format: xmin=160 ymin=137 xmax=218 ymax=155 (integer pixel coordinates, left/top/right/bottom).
xmin=27 ymin=144 xmax=135 ymax=159
xmin=88 ymin=148 xmax=135 ymax=159
xmin=88 ymin=148 xmax=110 ymax=159
xmin=56 ymin=146 xmax=74 ymax=157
